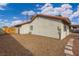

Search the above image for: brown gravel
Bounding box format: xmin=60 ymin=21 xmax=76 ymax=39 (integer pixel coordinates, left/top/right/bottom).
xmin=11 ymin=34 xmax=71 ymax=56
xmin=72 ymin=33 xmax=79 ymax=56
xmin=0 ymin=34 xmax=71 ymax=56
xmin=0 ymin=34 xmax=33 ymax=56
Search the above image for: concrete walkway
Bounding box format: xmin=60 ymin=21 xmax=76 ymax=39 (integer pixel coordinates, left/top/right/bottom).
xmin=64 ymin=33 xmax=79 ymax=56
xmin=64 ymin=38 xmax=74 ymax=56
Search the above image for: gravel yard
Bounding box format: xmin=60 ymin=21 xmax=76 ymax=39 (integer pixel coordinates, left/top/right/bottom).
xmin=0 ymin=34 xmax=71 ymax=56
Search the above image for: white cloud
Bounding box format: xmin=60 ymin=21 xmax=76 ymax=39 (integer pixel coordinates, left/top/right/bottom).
xmin=71 ymin=22 xmax=78 ymax=25
xmin=22 ymin=11 xmax=28 ymax=15
xmin=54 ymin=7 xmax=62 ymax=13
xmin=0 ymin=3 xmax=8 ymax=6
xmin=69 ymin=11 xmax=79 ymax=19
xmin=61 ymin=9 xmax=73 ymax=17
xmin=22 ymin=10 xmax=36 ymax=16
xmin=0 ymin=19 xmax=2 ymax=21
xmin=13 ymin=17 xmax=18 ymax=19
xmin=0 ymin=7 xmax=5 ymax=10
xmin=69 ymin=7 xmax=79 ymax=24
xmin=0 ymin=19 xmax=11 ymax=27
xmin=54 ymin=4 xmax=72 ymax=13
xmin=4 ymin=20 xmax=8 ymax=22
xmin=78 ymin=18 xmax=79 ymax=22
xmin=61 ymin=4 xmax=72 ymax=9
xmin=0 ymin=3 xmax=8 ymax=10
xmin=40 ymin=3 xmax=54 ymax=15
xmin=28 ymin=10 xmax=36 ymax=15
xmin=3 ymin=23 xmax=11 ymax=27
xmin=10 ymin=19 xmax=32 ymax=27
xmin=11 ymin=20 xmax=24 ymax=26
xmin=37 ymin=12 xmax=41 ymax=14
xmin=0 ymin=21 xmax=5 ymax=24
xmin=10 ymin=3 xmax=77 ymax=25
xmin=41 ymin=6 xmax=53 ymax=14
xmin=69 ymin=9 xmax=79 ymax=20
xmin=0 ymin=19 xmax=24 ymax=27
xmin=77 ymin=5 xmax=79 ymax=11
xmin=57 ymin=4 xmax=73 ymax=17
xmin=41 ymin=3 xmax=53 ymax=10
xmin=0 ymin=19 xmax=8 ymax=24
xmin=36 ymin=4 xmax=40 ymax=7
xmin=38 ymin=3 xmax=79 ymax=24
xmin=53 ymin=7 xmax=62 ymax=15
xmin=40 ymin=3 xmax=73 ymax=17
xmin=22 ymin=10 xmax=36 ymax=20
xmin=73 ymin=11 xmax=79 ymax=17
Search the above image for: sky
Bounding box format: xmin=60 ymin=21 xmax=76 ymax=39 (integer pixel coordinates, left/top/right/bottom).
xmin=0 ymin=3 xmax=79 ymax=27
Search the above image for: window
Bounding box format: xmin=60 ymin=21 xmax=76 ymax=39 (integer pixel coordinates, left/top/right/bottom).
xmin=30 ymin=25 xmax=33 ymax=30
xmin=57 ymin=26 xmax=61 ymax=39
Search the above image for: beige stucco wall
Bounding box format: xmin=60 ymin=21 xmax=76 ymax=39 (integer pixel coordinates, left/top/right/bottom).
xmin=20 ymin=24 xmax=30 ymax=34
xmin=15 ymin=27 xmax=19 ymax=34
xmin=31 ymin=17 xmax=62 ymax=39
xmin=16 ymin=16 xmax=70 ymax=39
xmin=0 ymin=28 xmax=5 ymax=34
xmin=30 ymin=17 xmax=70 ymax=40
xmin=61 ymin=24 xmax=69 ymax=39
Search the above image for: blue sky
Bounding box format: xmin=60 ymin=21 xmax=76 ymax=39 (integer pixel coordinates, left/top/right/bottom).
xmin=0 ymin=3 xmax=79 ymax=27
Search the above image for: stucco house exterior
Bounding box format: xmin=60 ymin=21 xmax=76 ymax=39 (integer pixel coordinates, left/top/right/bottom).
xmin=14 ymin=21 xmax=31 ymax=34
xmin=71 ymin=25 xmax=79 ymax=29
xmin=14 ymin=14 xmax=71 ymax=40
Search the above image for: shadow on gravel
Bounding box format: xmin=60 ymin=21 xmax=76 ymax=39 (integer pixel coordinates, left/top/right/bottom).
xmin=0 ymin=29 xmax=33 ymax=56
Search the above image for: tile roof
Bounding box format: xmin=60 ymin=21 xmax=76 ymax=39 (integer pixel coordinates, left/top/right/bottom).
xmin=71 ymin=25 xmax=79 ymax=28
xmin=14 ymin=14 xmax=71 ymax=27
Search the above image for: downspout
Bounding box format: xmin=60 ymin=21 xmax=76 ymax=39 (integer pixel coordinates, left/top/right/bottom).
xmin=57 ymin=26 xmax=61 ymax=40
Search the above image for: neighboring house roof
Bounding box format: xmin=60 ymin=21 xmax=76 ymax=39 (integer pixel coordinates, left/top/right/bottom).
xmin=71 ymin=25 xmax=79 ymax=28
xmin=14 ymin=14 xmax=71 ymax=27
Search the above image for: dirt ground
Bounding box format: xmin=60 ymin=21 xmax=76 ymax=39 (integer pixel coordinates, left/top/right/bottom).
xmin=0 ymin=34 xmax=71 ymax=56
xmin=72 ymin=33 xmax=79 ymax=56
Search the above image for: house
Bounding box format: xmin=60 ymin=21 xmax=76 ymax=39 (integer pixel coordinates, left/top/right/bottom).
xmin=71 ymin=25 xmax=79 ymax=33
xmin=3 ymin=26 xmax=17 ymax=34
xmin=14 ymin=21 xmax=31 ymax=34
xmin=71 ymin=25 xmax=79 ymax=29
xmin=14 ymin=14 xmax=71 ymax=40
xmin=0 ymin=28 xmax=5 ymax=35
